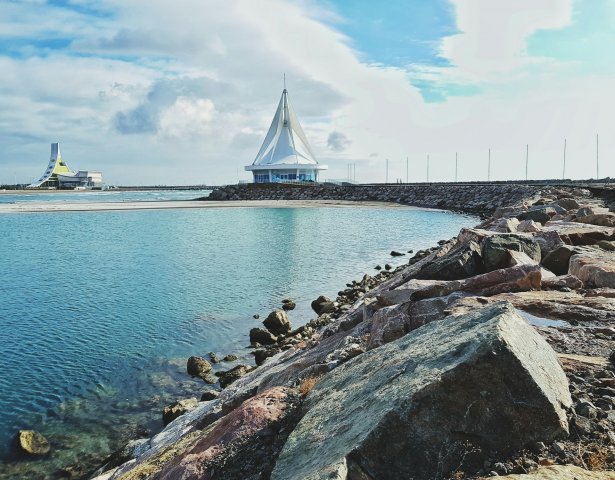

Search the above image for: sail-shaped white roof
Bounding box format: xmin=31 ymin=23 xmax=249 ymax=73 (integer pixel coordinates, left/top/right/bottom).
xmin=251 ymin=88 xmax=319 ymax=166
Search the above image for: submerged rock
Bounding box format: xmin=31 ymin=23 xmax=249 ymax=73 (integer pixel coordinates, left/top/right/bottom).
xmin=162 ymin=398 xmax=198 ymax=426
xmin=263 ymin=310 xmax=292 ymax=335
xmin=271 ymin=303 xmax=571 ymax=480
xmin=16 ymin=430 xmax=50 ymax=456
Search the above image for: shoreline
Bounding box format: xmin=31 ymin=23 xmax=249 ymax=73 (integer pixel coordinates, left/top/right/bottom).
xmin=0 ymin=199 xmax=425 ymax=214
xmin=90 ymin=184 xmax=615 ymax=480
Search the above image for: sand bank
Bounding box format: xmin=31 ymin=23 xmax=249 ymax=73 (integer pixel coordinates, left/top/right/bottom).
xmin=0 ymin=199 xmax=415 ymax=214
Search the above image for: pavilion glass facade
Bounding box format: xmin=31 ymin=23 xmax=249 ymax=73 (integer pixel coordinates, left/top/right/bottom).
xmin=253 ymin=169 xmax=318 ymax=183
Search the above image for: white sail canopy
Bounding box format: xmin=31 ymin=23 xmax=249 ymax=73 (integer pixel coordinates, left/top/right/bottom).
xmin=252 ymin=89 xmax=318 ymax=166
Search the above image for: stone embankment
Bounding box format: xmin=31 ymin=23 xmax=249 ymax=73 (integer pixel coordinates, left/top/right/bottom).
xmin=204 ymin=183 xmax=553 ymax=215
xmin=94 ymin=185 xmax=615 ymax=480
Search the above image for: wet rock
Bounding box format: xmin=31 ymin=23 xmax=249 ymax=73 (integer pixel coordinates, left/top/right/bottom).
xmin=281 ymin=300 xmax=296 ymax=311
xmin=217 ymin=364 xmax=253 ymax=388
xmin=208 ymin=352 xmax=220 ymax=364
xmin=16 ymin=430 xmax=50 ymax=456
xmin=374 ymin=265 xmax=382 ymax=270
xmin=415 ymin=240 xmax=483 ymax=280
xmin=223 ymin=354 xmax=238 ymax=362
xmin=162 ymin=398 xmax=198 ymax=426
xmin=186 ymin=356 xmax=212 ymax=380
xmin=482 ymin=234 xmax=541 ymax=272
xmin=253 ymin=314 xmax=260 ymax=319
xmin=384 ymin=263 xmax=392 ymax=270
xmin=200 ymin=390 xmax=220 ymax=401
xmin=263 ymin=310 xmax=292 ymax=335
xmin=390 ymin=250 xmax=405 ymax=256
xmin=310 ymin=295 xmax=336 ymax=315
xmin=569 ymin=252 xmax=615 ymax=288
xmin=250 ymin=327 xmax=278 ymax=345
xmin=271 ymin=303 xmax=571 ymax=480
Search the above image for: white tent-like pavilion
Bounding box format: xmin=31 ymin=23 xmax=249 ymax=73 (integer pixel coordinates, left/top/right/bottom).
xmin=245 ymin=87 xmax=327 ymax=183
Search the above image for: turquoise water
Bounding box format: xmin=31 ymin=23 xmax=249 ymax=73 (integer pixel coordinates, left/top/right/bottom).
xmin=0 ymin=200 xmax=476 ymax=477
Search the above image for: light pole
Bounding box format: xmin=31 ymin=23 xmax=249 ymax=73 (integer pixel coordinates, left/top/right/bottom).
xmin=562 ymin=138 xmax=566 ymax=180
xmin=427 ymin=154 xmax=430 ymax=183
xmin=385 ymin=158 xmax=389 ymax=184
xmin=406 ymin=156 xmax=408 ymax=183
xmin=525 ymin=144 xmax=529 ymax=181
xmin=455 ymin=152 xmax=458 ymax=182
xmin=488 ymin=148 xmax=491 ymax=182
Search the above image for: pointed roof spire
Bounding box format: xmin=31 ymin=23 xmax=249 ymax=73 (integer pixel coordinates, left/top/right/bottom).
xmin=251 ymin=84 xmax=318 ymax=166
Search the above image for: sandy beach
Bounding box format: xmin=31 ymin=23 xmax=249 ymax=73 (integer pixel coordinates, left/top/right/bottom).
xmin=0 ymin=199 xmax=415 ymax=214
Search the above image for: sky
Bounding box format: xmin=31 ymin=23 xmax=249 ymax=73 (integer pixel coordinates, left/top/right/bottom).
xmin=1 ymin=0 xmax=614 ymax=185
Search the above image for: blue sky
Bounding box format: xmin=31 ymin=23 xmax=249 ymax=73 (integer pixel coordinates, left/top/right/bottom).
xmin=0 ymin=0 xmax=614 ymax=184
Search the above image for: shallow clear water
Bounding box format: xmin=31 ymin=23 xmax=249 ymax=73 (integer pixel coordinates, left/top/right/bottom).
xmin=0 ymin=199 xmax=476 ymax=477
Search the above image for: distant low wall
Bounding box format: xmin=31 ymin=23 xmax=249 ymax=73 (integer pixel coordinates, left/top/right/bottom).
xmin=204 ymin=183 xmax=558 ymax=215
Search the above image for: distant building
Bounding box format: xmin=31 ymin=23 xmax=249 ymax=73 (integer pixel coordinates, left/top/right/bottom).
xmin=27 ymin=143 xmax=103 ymax=189
xmin=245 ymin=86 xmax=327 ymax=183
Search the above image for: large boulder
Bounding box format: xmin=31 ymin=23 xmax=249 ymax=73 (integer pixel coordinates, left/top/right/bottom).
xmin=542 ymin=245 xmax=600 ymax=276
xmin=415 ymin=240 xmax=483 ymax=280
xmin=482 ymin=234 xmax=541 ymax=271
xmin=517 ymin=219 xmax=542 ymax=233
xmin=263 ymin=310 xmax=291 ymax=335
xmin=310 ymin=295 xmax=336 ymax=315
xmin=16 ymin=430 xmax=50 ymax=456
xmin=569 ymin=252 xmax=615 ymax=288
xmin=271 ymin=303 xmax=571 ymax=480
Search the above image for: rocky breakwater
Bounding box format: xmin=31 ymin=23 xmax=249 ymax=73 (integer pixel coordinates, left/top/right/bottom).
xmin=94 ymin=186 xmax=615 ymax=479
xmin=204 ymin=183 xmax=547 ymax=215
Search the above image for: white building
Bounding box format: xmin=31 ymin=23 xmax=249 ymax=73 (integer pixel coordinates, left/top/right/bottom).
xmin=245 ymin=86 xmax=327 ymax=183
xmin=27 ymin=143 xmax=103 ymax=189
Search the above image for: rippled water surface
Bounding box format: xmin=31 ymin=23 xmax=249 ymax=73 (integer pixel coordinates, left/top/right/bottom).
xmin=0 ymin=197 xmax=476 ymax=477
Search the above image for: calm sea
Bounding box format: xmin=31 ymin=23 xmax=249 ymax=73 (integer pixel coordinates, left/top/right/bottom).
xmin=0 ymin=192 xmax=477 ymax=477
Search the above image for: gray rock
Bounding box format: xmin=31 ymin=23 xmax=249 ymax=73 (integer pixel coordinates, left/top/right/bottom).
xmin=517 ymin=207 xmax=557 ymax=224
xmin=311 ymin=296 xmax=336 ymax=315
xmin=162 ymin=398 xmax=198 ymax=426
xmin=556 ymin=198 xmax=580 ymax=211
xmin=482 ymin=234 xmax=541 ymax=272
xmin=576 ymin=206 xmax=597 ymax=217
xmin=263 ymin=310 xmax=292 ymax=335
xmin=569 ymin=251 xmax=615 ymax=288
xmin=415 ymin=240 xmax=483 ymax=280
xmin=517 ymin=219 xmax=542 ymax=233
xmin=271 ymin=303 xmax=571 ymax=480
xmin=390 ymin=250 xmax=405 ymax=256
xmin=249 ymin=327 xmax=278 ymax=345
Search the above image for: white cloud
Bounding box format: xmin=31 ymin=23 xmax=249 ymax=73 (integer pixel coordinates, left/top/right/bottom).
xmin=1 ymin=0 xmax=614 ymax=186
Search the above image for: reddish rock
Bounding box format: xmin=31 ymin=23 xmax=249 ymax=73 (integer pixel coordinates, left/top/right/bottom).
xmin=154 ymin=387 xmax=298 ymax=480
xmin=569 ymin=252 xmax=615 ymax=288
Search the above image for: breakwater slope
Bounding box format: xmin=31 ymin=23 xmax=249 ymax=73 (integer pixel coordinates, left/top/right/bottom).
xmin=206 ymin=183 xmax=548 ymax=215
xmin=90 ymin=184 xmax=615 ymax=480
